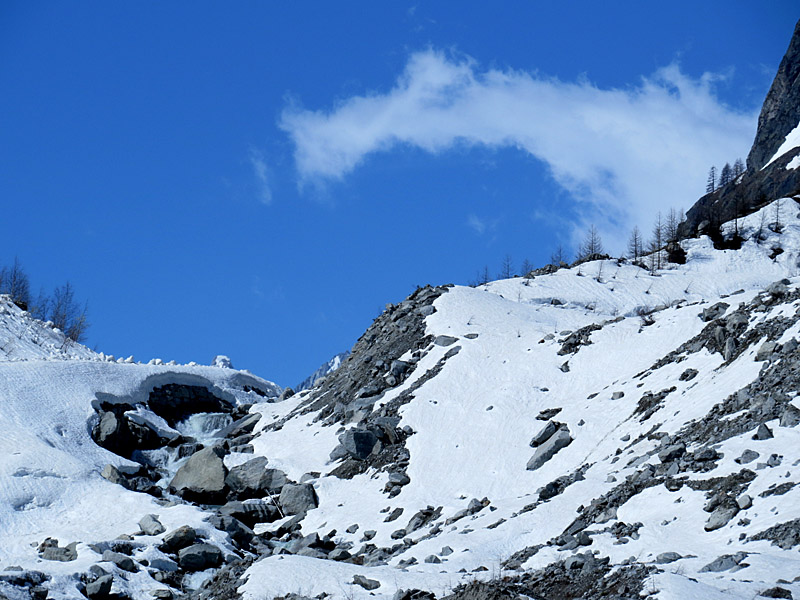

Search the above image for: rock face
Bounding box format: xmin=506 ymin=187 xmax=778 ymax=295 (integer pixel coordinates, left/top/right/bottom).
xmin=169 ymin=446 xmax=228 ymax=503
xmin=749 ymin=20 xmax=800 ymax=172
xmin=681 ymin=19 xmax=800 ymax=238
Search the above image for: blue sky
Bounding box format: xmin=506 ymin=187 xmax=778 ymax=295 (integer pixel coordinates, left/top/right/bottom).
xmin=1 ymin=2 xmax=797 ymax=386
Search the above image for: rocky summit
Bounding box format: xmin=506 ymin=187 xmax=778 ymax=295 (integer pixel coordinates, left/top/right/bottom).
xmin=4 ymin=18 xmax=800 ymax=600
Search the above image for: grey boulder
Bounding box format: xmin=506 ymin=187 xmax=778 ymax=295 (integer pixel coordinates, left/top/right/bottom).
xmin=530 ymin=421 xmax=558 ymax=447
xmin=353 ymin=574 xmax=381 ymax=590
xmin=169 ymin=446 xmax=228 ymax=502
xmin=178 ymin=543 xmax=223 ymax=571
xmin=225 ymin=456 xmax=287 ymax=499
xmin=700 ymin=552 xmax=748 ymax=572
xmin=162 ymin=525 xmax=196 ymax=552
xmin=279 ymin=483 xmax=319 ymax=515
xmin=339 ymin=428 xmax=381 ymax=461
xmin=86 ymin=574 xmax=113 ymax=599
xmin=101 ymin=550 xmax=137 ymax=573
xmin=139 ymin=514 xmax=165 ymax=536
xmin=526 ymin=427 xmax=572 ymax=471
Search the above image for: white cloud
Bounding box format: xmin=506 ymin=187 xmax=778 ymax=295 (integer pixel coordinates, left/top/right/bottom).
xmin=249 ymin=149 xmax=272 ymax=205
xmin=467 ymin=213 xmax=486 ymax=235
xmin=279 ymin=49 xmax=758 ymax=250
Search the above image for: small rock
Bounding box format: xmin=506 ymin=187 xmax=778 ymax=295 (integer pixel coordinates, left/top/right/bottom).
xmin=611 ymin=391 xmax=624 ymax=400
xmin=780 ymin=405 xmax=800 ymax=428
xmin=86 ymin=574 xmax=113 ymax=599
xmin=655 ymin=552 xmax=682 ymax=564
xmin=424 ymin=555 xmax=441 ymax=564
xmin=753 ymin=424 xmax=774 ymax=441
xmin=162 ymin=526 xmax=196 ymax=552
xmin=526 ymin=427 xmax=572 ymax=471
xmin=760 ymin=586 xmax=793 ymax=599
xmin=139 ymin=514 xmax=165 ymax=536
xmin=433 ymin=335 xmax=458 ymax=347
xmin=700 ymin=552 xmax=748 ymax=572
xmin=736 ymin=449 xmax=760 ymax=464
xmin=658 ymin=443 xmax=686 ymax=463
xmin=756 ymin=341 xmax=779 ymax=362
xmin=102 ymin=550 xmax=137 ymax=572
xmin=353 ymin=574 xmax=381 ymax=590
xmin=738 ymin=495 xmax=753 ymax=510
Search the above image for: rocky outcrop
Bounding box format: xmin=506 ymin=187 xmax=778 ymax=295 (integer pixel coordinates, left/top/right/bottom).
xmin=681 ymin=20 xmax=800 ymax=238
xmin=749 ymin=20 xmax=800 ymax=171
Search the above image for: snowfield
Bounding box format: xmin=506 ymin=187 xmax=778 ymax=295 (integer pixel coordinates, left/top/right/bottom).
xmin=2 ymin=199 xmax=800 ymax=600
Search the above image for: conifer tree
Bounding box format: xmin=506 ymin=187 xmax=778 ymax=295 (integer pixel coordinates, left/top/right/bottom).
xmin=706 ymin=166 xmax=717 ymax=193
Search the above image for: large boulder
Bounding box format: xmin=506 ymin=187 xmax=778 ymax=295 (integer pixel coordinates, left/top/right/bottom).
xmin=526 ymin=427 xmax=572 ymax=471
xmin=162 ymin=526 xmax=196 ymax=552
xmin=169 ymin=446 xmax=228 ymax=503
xmin=339 ymin=428 xmax=381 ymax=460
xmin=279 ymin=483 xmax=319 ymax=515
xmin=224 ymin=457 xmax=287 ymax=499
xmin=177 ymin=543 xmax=223 ymax=571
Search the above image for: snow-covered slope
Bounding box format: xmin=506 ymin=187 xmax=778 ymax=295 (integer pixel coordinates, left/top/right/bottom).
xmin=3 ymin=201 xmax=800 ymax=600
xmin=229 ymin=198 xmax=800 ymax=600
xmin=0 ymin=296 xmax=98 ymax=362
xmin=0 ymin=308 xmax=281 ymax=600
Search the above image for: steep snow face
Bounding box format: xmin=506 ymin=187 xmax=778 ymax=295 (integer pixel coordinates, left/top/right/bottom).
xmin=239 ymin=199 xmax=800 ymax=600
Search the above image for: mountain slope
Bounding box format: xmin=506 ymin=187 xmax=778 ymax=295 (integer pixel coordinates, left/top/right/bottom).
xmin=232 ymin=198 xmax=800 ymax=600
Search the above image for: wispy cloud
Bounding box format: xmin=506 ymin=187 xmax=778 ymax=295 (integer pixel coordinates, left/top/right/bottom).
xmin=279 ymin=49 xmax=759 ymax=248
xmin=467 ymin=213 xmax=486 ymax=235
xmin=249 ymin=149 xmax=272 ymax=205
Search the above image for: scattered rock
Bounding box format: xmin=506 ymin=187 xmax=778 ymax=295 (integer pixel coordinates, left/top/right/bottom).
xmin=760 ymin=586 xmax=793 ymax=599
xmin=753 ymin=424 xmax=774 ymax=440
xmin=655 ymin=552 xmax=682 ymax=564
xmin=701 ymin=302 xmax=729 ymax=322
xmin=736 ymin=449 xmax=760 ymax=464
xmin=433 ymin=335 xmax=458 ymax=347
xmin=139 ymin=514 xmax=165 ymax=536
xmin=40 ymin=541 xmax=78 ymax=562
xmin=353 ymin=574 xmax=381 ymax=590
xmin=756 ymin=341 xmax=779 ymax=361
xmin=102 ymin=550 xmax=137 ymax=572
xmin=700 ymin=552 xmax=748 ymax=572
